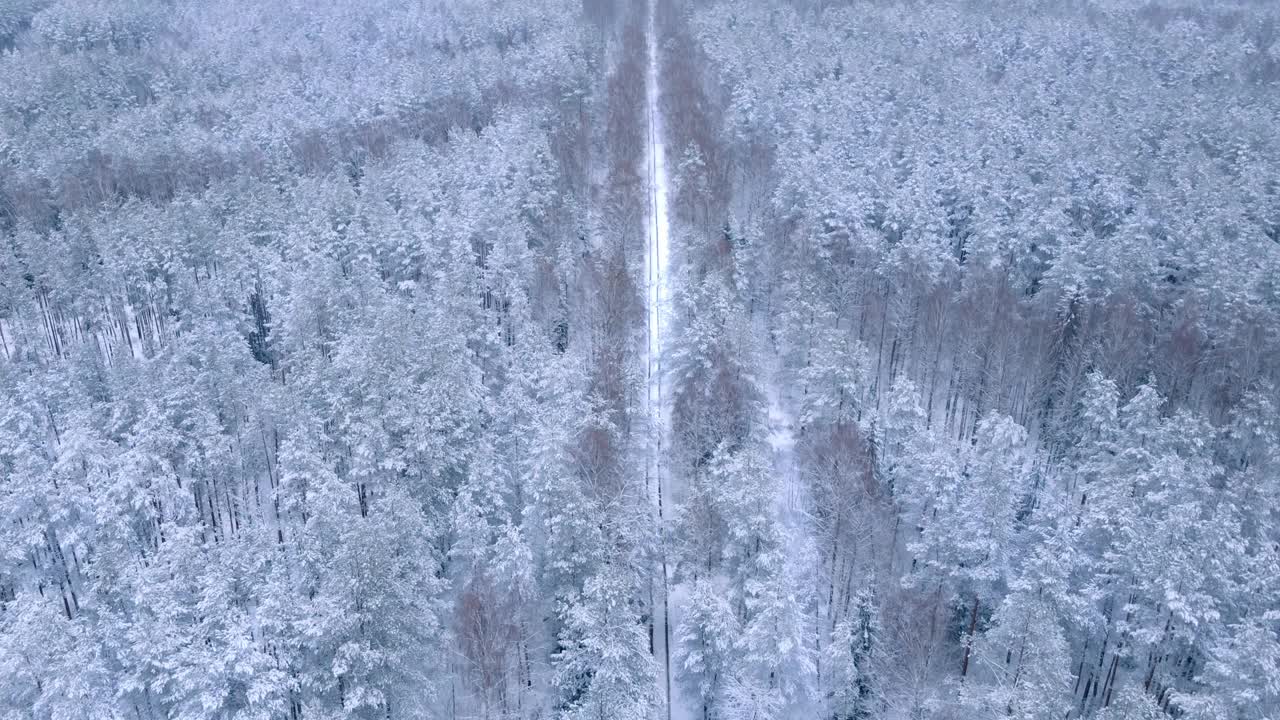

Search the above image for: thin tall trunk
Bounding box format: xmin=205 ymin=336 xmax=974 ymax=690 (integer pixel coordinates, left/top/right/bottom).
xmin=961 ymin=594 xmax=980 ymax=677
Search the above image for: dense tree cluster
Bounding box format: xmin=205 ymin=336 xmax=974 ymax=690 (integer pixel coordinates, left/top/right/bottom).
xmin=3 ymin=0 xmax=1278 ymax=718
xmin=663 ymin=0 xmax=1280 ymax=718
xmin=0 ymin=0 xmax=668 ymax=717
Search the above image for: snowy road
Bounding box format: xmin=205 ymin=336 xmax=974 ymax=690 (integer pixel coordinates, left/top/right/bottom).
xmin=644 ymin=1 xmax=678 ymax=718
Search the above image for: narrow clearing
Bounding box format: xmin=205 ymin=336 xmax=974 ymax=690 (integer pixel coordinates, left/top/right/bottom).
xmin=643 ymin=1 xmax=681 ymax=718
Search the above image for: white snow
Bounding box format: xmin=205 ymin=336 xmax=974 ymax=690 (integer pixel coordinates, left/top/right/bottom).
xmin=644 ymin=2 xmax=683 ymax=719
xmin=766 ymin=381 xmax=802 ymax=516
xmin=759 ymin=326 xmax=812 ymax=570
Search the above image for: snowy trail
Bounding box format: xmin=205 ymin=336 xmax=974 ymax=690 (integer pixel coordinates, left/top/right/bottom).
xmin=760 ymin=326 xmax=809 ymax=562
xmin=766 ymin=382 xmax=801 ymax=515
xmin=643 ymin=2 xmax=683 ymax=719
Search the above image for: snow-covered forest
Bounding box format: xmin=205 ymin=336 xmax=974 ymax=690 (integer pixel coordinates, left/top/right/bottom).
xmin=1 ymin=0 xmax=1278 ymax=718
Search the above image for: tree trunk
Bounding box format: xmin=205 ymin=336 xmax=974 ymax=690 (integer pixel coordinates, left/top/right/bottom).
xmin=961 ymin=594 xmax=980 ymax=677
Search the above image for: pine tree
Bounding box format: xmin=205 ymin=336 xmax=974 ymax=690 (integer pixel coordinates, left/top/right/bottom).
xmin=910 ymin=412 xmax=1031 ymax=676
xmin=675 ymin=578 xmax=740 ymax=719
xmin=293 ymin=455 xmax=447 ymax=717
xmin=553 ymin=560 xmax=658 ymax=720
xmin=961 ymin=588 xmax=1072 ymax=720
xmin=825 ymin=590 xmax=882 ymax=720
xmin=799 ymin=305 xmax=869 ymax=433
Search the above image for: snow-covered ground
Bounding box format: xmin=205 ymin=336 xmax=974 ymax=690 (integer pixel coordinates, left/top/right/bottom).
xmin=644 ymin=1 xmax=680 ymax=719
xmin=758 ymin=321 xmax=814 ymax=603
xmin=766 ymin=379 xmax=803 ymax=517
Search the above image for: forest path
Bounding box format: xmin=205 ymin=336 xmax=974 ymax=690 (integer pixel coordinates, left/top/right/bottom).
xmin=760 ymin=327 xmax=813 ymax=581
xmin=765 ymin=368 xmax=802 ymax=519
xmin=643 ymin=1 xmax=684 ymax=719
